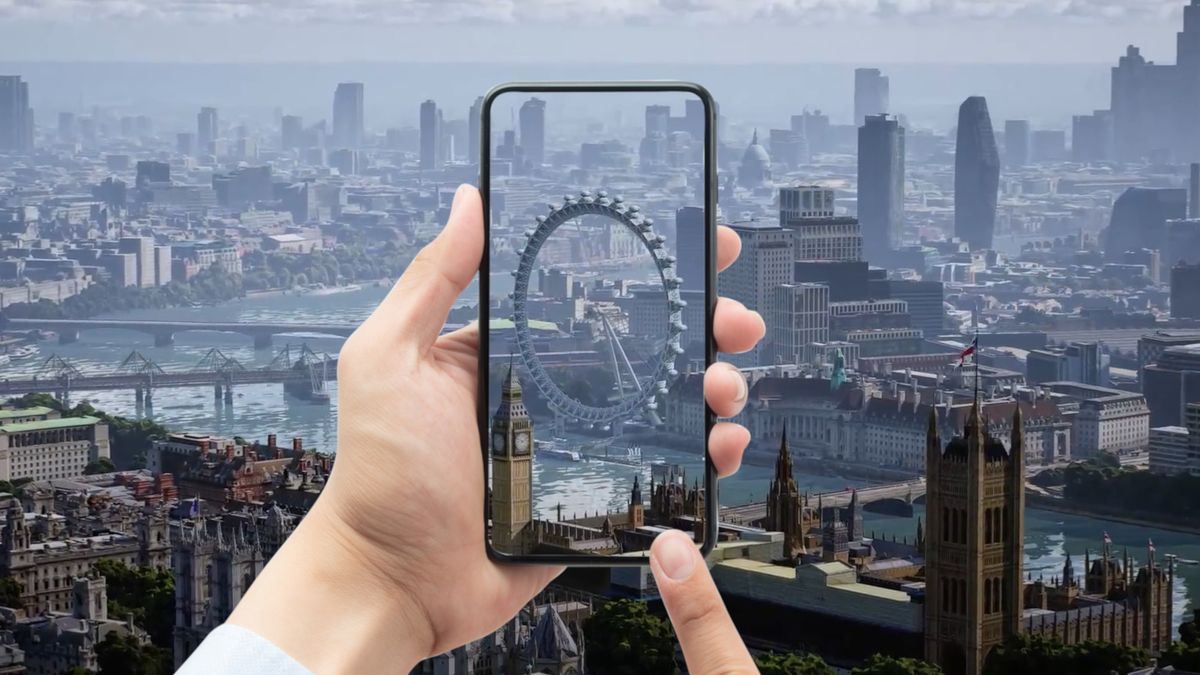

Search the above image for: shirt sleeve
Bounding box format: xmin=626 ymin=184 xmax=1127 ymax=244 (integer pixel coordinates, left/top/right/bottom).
xmin=176 ymin=624 xmax=314 ymax=675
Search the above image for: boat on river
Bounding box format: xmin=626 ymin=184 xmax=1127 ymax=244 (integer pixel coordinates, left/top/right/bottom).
xmin=534 ymin=439 xmax=583 ymax=462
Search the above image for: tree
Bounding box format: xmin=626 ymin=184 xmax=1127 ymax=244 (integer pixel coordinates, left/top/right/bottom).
xmin=852 ymin=654 xmax=943 ymax=674
xmin=0 ymin=577 xmax=22 ymax=608
xmin=583 ymin=599 xmax=676 ymax=675
xmin=1161 ymin=640 xmax=1200 ymax=673
xmin=85 ymin=457 xmax=116 ymax=475
xmin=756 ymin=651 xmax=836 ymax=675
xmin=95 ymin=632 xmax=171 ymax=675
xmin=93 ymin=560 xmax=175 ymax=648
xmin=983 ymin=634 xmax=1150 ymax=675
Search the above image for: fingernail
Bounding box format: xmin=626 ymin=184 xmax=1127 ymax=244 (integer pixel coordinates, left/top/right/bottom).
xmin=656 ymin=532 xmax=696 ymax=581
xmin=728 ymin=368 xmax=747 ymax=404
xmin=449 ymin=184 xmax=471 ymax=215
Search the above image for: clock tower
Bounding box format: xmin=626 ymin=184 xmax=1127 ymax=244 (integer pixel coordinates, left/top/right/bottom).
xmin=490 ymin=364 xmax=534 ymax=554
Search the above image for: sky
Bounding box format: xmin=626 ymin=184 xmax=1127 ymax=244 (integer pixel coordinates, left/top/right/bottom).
xmin=0 ymin=0 xmax=1189 ymax=64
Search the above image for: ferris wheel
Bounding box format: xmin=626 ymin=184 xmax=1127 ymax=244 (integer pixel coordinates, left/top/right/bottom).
xmin=510 ymin=190 xmax=687 ymax=428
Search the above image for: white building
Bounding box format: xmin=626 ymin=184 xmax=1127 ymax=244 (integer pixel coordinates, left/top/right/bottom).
xmin=0 ymin=409 xmax=110 ymax=482
xmin=1148 ymin=426 xmax=1190 ymax=475
xmin=771 ymin=283 xmax=830 ymax=366
xmin=1042 ymin=382 xmax=1150 ymax=459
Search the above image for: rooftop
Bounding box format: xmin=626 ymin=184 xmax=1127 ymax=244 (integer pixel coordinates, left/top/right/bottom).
xmin=0 ymin=406 xmax=55 ymax=420
xmin=0 ymin=416 xmax=101 ymax=433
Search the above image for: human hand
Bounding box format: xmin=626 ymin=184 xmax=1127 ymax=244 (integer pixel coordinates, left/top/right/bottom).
xmin=225 ymin=184 xmax=766 ymax=673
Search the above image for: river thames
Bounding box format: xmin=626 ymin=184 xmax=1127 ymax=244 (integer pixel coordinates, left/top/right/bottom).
xmin=8 ymin=282 xmax=1196 ymax=634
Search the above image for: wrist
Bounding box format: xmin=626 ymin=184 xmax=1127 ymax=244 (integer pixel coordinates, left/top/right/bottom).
xmin=227 ymin=499 xmax=434 ymax=674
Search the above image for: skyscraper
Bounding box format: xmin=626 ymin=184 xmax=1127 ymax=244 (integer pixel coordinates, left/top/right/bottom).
xmin=468 ymin=95 xmax=483 ymax=163
xmin=518 ymin=97 xmax=546 ymax=169
xmin=674 ymin=206 xmax=705 ymax=293
xmin=854 ymin=68 xmax=889 ymax=126
xmin=1003 ymin=120 xmax=1030 ymax=168
xmin=954 ymin=96 xmax=1000 ymax=251
xmin=197 ymin=107 xmax=218 ymax=154
xmin=1072 ymin=111 xmax=1115 ymax=163
xmin=0 ymin=76 xmax=33 ymax=154
xmin=924 ymin=404 xmax=1024 ymax=675
xmin=419 ymin=99 xmax=442 ymax=171
xmin=780 ymin=186 xmax=863 ymax=262
xmin=280 ymin=115 xmax=304 ymax=151
xmin=331 ymin=82 xmax=365 ymax=149
xmin=720 ymin=223 xmax=795 ymax=367
xmin=857 ymin=114 xmax=905 ymax=262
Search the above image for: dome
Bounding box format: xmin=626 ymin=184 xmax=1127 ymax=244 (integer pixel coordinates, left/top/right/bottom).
xmin=741 ymin=129 xmax=771 ymax=167
xmin=737 ymin=129 xmax=772 ymax=189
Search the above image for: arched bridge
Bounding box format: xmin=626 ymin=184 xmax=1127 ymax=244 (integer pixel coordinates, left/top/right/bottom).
xmin=5 ymin=318 xmax=359 ymax=349
xmin=719 ymin=478 xmax=927 ymax=526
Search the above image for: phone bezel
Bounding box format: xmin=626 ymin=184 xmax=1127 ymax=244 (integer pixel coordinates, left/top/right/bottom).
xmin=477 ymin=81 xmax=718 ymax=567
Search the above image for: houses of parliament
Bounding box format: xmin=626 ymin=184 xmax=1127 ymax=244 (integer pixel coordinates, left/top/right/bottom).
xmin=489 ymin=366 xmax=1174 ymax=674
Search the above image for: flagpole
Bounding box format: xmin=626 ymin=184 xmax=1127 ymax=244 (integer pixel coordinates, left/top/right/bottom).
xmin=973 ymin=326 xmax=980 ymax=406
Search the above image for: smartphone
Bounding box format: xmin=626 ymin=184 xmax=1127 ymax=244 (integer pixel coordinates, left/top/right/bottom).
xmin=478 ymin=81 xmax=717 ymax=565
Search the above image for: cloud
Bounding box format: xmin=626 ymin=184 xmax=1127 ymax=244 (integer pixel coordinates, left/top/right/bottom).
xmin=0 ymin=0 xmax=1184 ymax=24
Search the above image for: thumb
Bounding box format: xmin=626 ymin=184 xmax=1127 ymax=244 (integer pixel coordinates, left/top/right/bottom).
xmin=649 ymin=530 xmax=757 ymax=675
xmin=369 ymin=183 xmax=483 ymax=353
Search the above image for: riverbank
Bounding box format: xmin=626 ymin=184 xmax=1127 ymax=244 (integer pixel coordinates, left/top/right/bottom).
xmin=1027 ymin=494 xmax=1200 ymax=537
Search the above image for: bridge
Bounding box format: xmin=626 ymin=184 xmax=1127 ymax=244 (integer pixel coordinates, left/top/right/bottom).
xmin=5 ymin=345 xmax=337 ymax=405
xmin=6 ymin=318 xmax=359 ymax=349
xmin=719 ymin=478 xmax=927 ymax=526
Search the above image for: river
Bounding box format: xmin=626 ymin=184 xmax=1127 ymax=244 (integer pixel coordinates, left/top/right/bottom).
xmin=6 ymin=282 xmax=1196 ymax=634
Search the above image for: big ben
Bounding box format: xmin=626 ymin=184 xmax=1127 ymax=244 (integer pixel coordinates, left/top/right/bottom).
xmin=490 ymin=364 xmax=534 ymax=554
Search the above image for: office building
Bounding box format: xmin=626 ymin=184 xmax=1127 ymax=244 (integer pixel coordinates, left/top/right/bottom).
xmin=1172 ymin=262 xmax=1200 ymax=319
xmin=1003 ymin=120 xmax=1030 ymax=168
xmin=1148 ymin=425 xmax=1191 ymax=475
xmin=213 ymin=165 xmax=273 ymax=209
xmin=332 ymin=82 xmax=364 ymax=149
xmin=720 ymin=223 xmax=795 ymax=366
xmin=468 ymin=96 xmax=483 ymax=162
xmin=886 ymin=279 xmax=945 ymax=338
xmin=0 ymin=408 xmax=111 ymax=482
xmin=0 ymin=76 xmax=33 ymax=154
xmin=954 ymin=96 xmax=1000 ymax=251
xmin=1105 ymin=188 xmax=1189 ymax=261
xmin=281 ymin=114 xmax=304 ymax=151
xmin=1026 ymin=342 xmax=1109 ymax=386
xmin=854 ymin=68 xmax=889 ymax=126
xmin=769 ymin=128 xmax=809 ymax=169
xmin=177 ymin=132 xmax=196 ymax=157
xmin=1072 ymin=111 xmax=1115 ymax=163
xmin=674 ymin=207 xmax=705 ymax=293
xmin=857 ymin=114 xmax=905 ymax=262
xmin=57 ymin=111 xmax=75 ymax=143
xmin=780 ymin=186 xmax=862 ymax=262
xmin=1144 ymin=343 xmax=1200 ymax=427
xmin=1111 ymin=4 xmax=1200 ymax=162
xmin=771 ymin=283 xmax=830 ymax=365
xmin=519 ymin=97 xmax=545 ymax=169
xmin=792 ymin=110 xmax=831 ymax=155
xmin=118 ymin=236 xmax=156 ymax=288
xmin=1030 ymin=129 xmax=1067 ymax=163
xmin=197 ymin=106 xmax=218 ymax=154
xmin=420 ymin=99 xmax=442 ymax=171
xmin=1042 ymin=382 xmax=1150 ymax=458
xmin=135 ymin=160 xmax=170 ymax=191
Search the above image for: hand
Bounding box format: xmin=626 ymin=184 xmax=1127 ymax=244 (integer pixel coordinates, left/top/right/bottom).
xmin=650 ymin=530 xmax=759 ymax=674
xmin=224 ymin=184 xmax=766 ymax=673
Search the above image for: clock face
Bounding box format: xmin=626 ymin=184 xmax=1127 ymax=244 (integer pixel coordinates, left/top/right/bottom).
xmin=492 ymin=431 xmax=506 ymax=455
xmin=515 ymin=432 xmax=531 ymax=454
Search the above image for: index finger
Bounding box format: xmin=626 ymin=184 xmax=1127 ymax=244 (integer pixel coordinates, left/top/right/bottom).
xmin=649 ymin=531 xmax=757 ymax=674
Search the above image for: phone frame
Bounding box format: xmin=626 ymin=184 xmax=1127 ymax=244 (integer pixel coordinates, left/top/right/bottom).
xmin=477 ymin=81 xmax=718 ymax=566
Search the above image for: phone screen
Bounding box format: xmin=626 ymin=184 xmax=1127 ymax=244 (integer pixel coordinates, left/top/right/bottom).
xmin=481 ymin=86 xmax=714 ymax=562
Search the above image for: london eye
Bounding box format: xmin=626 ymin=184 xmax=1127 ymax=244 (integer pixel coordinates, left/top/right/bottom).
xmin=509 ymin=190 xmax=686 ymax=430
